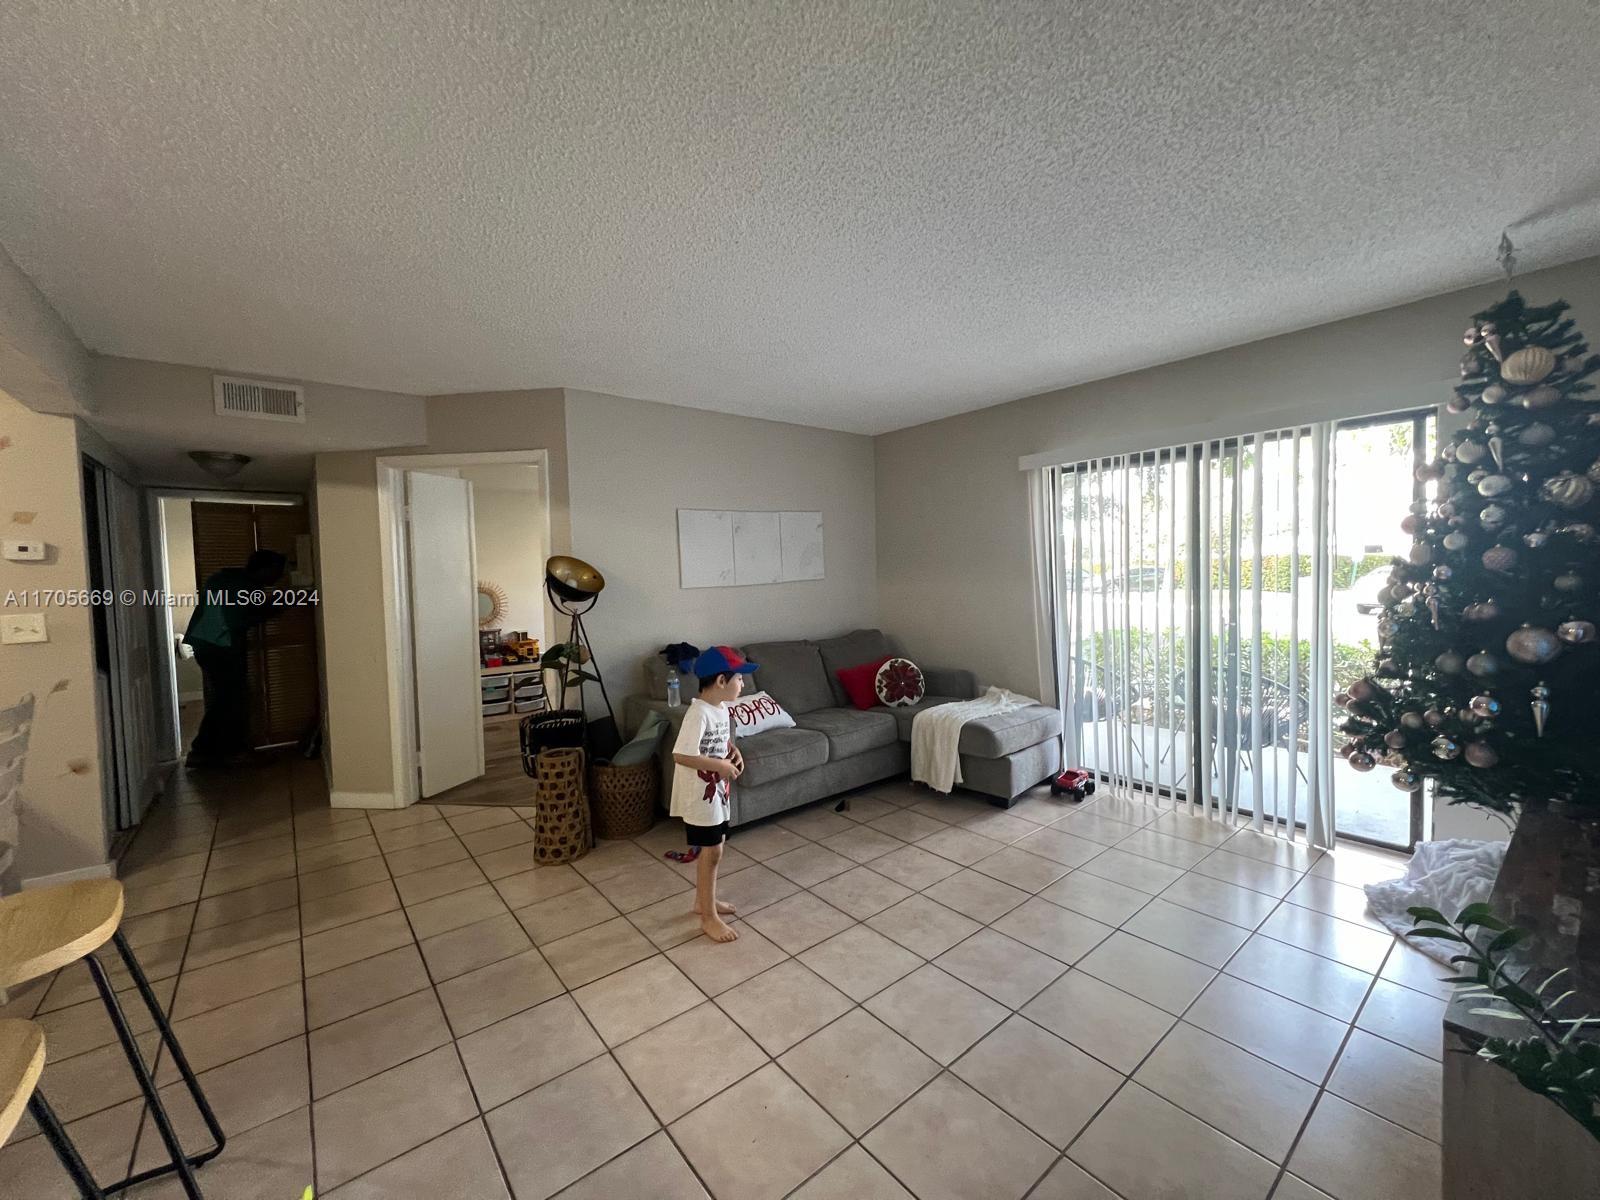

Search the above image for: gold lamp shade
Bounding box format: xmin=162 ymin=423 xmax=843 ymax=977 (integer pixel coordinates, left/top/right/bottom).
xmin=546 ymin=555 xmax=606 ymax=604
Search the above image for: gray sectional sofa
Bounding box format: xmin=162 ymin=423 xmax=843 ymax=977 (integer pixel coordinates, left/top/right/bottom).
xmin=624 ymin=628 xmax=1061 ymax=827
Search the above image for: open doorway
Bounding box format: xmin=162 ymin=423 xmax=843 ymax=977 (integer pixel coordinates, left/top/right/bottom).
xmin=377 ymin=451 xmax=552 ymax=807
xmin=153 ymin=491 xmax=318 ymax=764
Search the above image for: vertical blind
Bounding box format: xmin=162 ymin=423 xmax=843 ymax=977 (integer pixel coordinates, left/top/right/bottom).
xmin=1040 ymin=424 xmax=1338 ymax=847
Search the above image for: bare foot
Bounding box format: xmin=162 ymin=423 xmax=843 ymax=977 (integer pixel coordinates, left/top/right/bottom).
xmin=700 ymin=915 xmax=739 ymax=942
xmin=693 ymin=901 xmax=737 ymax=916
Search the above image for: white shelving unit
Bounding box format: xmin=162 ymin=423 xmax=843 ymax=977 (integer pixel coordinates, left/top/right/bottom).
xmin=481 ymin=664 xmax=546 ymax=722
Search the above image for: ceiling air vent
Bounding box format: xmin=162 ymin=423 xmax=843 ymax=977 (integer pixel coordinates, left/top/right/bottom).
xmin=213 ymin=375 xmax=306 ymax=423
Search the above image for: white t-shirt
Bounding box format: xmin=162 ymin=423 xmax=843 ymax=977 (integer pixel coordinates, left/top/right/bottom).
xmin=670 ymin=697 xmax=732 ymax=827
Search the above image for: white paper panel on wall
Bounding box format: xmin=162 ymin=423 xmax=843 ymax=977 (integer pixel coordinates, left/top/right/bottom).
xmin=678 ymin=509 xmax=824 ymax=588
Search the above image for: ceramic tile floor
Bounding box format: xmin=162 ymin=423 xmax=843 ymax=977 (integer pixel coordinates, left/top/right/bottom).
xmin=0 ymin=758 xmax=1446 ymax=1199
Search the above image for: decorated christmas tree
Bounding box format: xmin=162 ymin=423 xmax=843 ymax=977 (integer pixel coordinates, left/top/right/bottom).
xmin=1339 ymin=290 xmax=1600 ymax=814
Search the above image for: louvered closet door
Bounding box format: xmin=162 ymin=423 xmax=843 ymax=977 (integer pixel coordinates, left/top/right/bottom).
xmin=191 ymin=501 xmax=318 ymax=748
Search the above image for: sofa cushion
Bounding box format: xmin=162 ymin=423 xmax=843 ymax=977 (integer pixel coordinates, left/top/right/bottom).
xmin=878 ymin=697 xmax=962 ymax=740
xmin=958 ymin=705 xmax=1064 ymax=759
xmin=737 ymin=727 xmax=829 ymax=787
xmin=743 ymin=641 xmax=835 ymax=715
xmin=793 ymin=707 xmax=899 ymax=758
xmin=816 ymin=629 xmax=894 ymax=707
xmin=877 ymin=699 xmax=1062 ymax=759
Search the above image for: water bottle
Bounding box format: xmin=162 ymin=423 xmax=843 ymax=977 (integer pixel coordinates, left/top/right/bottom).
xmin=666 ymin=673 xmax=681 ymax=708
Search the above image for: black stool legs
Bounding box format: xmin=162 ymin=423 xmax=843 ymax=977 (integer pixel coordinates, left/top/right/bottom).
xmin=27 ymin=1090 xmax=106 ymax=1199
xmin=84 ymin=929 xmax=226 ymax=1198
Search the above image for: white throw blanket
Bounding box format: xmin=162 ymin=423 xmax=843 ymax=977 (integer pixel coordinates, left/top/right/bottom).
xmin=910 ymin=688 xmax=1037 ymax=793
xmin=1363 ymin=838 xmax=1507 ymax=964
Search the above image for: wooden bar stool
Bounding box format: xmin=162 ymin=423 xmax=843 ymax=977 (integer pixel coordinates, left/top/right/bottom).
xmin=2 ymin=1018 xmax=106 ymax=1197
xmin=0 ymin=879 xmax=226 ymax=1198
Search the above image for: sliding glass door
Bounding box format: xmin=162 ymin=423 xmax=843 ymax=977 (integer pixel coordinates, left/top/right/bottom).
xmin=1053 ymin=411 xmax=1432 ymax=849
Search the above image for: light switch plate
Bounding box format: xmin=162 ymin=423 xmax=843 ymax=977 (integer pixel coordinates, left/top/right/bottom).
xmin=1 ymin=612 xmax=47 ymax=644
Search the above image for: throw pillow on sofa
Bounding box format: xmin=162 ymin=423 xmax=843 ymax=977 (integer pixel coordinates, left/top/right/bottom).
xmin=836 ymin=655 xmax=892 ymax=710
xmin=727 ymin=690 xmax=797 ymax=735
xmin=875 ymin=658 xmax=925 ymax=707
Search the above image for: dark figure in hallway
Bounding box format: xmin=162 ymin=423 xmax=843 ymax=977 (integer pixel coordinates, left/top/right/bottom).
xmin=183 ymin=549 xmax=286 ymax=767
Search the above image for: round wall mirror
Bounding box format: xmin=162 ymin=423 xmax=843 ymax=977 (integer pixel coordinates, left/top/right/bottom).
xmin=477 ymin=581 xmax=507 ymax=627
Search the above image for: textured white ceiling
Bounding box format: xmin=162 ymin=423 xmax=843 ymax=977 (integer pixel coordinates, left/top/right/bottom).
xmin=2 ymin=2 xmax=1599 ymax=435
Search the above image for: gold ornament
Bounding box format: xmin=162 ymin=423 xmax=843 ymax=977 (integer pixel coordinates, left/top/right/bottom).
xmin=1541 ymin=472 xmax=1595 ymax=510
xmin=1521 ymin=385 xmax=1560 ymax=410
xmin=1501 ymin=346 xmax=1556 ymax=384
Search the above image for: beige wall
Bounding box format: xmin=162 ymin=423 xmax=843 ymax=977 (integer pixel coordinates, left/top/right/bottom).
xmin=876 ymin=256 xmax=1600 ymax=697
xmin=563 ymin=389 xmax=880 ymax=707
xmin=0 ymin=245 xmax=92 ymax=417
xmin=0 ymin=390 xmax=107 ymax=882
xmin=460 ymin=465 xmax=547 ymax=643
xmin=312 ymin=389 xmax=567 ymax=801
xmin=90 ymin=356 xmax=428 ymax=489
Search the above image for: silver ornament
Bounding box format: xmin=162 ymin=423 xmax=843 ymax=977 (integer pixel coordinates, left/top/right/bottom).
xmin=1541 ymin=472 xmax=1594 ymax=509
xmin=1348 ymin=751 xmax=1376 ymax=772
xmin=1477 ymin=474 xmax=1513 ymax=498
xmin=1432 ymin=565 xmax=1452 ymax=581
xmin=1443 ymin=531 xmax=1469 ymax=551
xmin=1408 ymin=544 xmax=1431 ymax=566
xmin=1562 ymin=522 xmax=1598 ymax=543
xmin=1391 ymin=768 xmax=1421 ymax=792
xmin=1431 ymin=735 xmax=1460 ymax=760
xmin=1448 ymin=394 xmax=1472 ymax=414
xmin=1555 ymin=573 xmax=1582 ymax=593
xmin=1588 ymin=460 xmax=1600 ymax=485
xmin=1464 ymin=741 xmax=1499 ymax=768
xmin=1455 ymin=440 xmax=1486 ymax=465
xmin=1518 ymin=422 xmax=1555 ymax=446
xmin=1400 ymin=513 xmax=1421 ymax=535
xmin=1466 ymin=651 xmax=1501 ymax=677
xmin=1502 ymin=346 xmax=1557 ymax=384
xmin=1481 ymin=545 xmax=1517 ymax=572
xmin=1467 ymin=468 xmax=1488 ymax=486
xmin=1488 ymin=435 xmax=1505 ymax=471
xmin=1424 ymin=707 xmax=1446 ymax=727
xmin=1415 ymin=462 xmax=1442 ymax=483
xmin=1434 ymin=650 xmax=1465 ymax=674
xmin=1505 ymin=624 xmax=1562 ymax=665
xmin=1521 ymin=386 xmax=1560 ymax=410
xmin=1558 ymin=620 xmax=1596 ymax=645
xmin=1383 ymin=730 xmax=1407 ymax=749
xmin=1481 ymin=384 xmax=1508 ymax=405
xmin=1400 ymin=711 xmax=1425 ymax=731
xmin=1478 ymin=598 xmax=1502 ymax=621
xmin=1468 ymin=693 xmax=1501 ymax=718
xmin=1531 ymin=683 xmax=1550 ymax=737
xmin=1479 ymin=504 xmax=1508 ymax=528
xmin=1524 ymin=530 xmax=1550 ymax=549
xmin=1464 ymin=324 xmax=1482 ymax=346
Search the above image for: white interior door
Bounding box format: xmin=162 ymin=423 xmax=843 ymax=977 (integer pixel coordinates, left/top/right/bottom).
xmin=406 ymin=471 xmax=484 ymax=796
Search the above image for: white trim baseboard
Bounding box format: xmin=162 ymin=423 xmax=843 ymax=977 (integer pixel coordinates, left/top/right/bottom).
xmin=23 ymin=861 xmax=118 ymax=889
xmin=329 ymin=790 xmax=405 ymax=810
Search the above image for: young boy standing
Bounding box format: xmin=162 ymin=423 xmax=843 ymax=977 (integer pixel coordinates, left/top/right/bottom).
xmin=671 ymin=645 xmax=757 ymax=942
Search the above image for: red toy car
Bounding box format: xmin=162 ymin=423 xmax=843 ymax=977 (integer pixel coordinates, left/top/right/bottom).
xmin=1050 ymin=768 xmax=1096 ymax=801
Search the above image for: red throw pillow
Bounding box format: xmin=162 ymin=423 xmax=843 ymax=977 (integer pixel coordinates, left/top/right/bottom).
xmin=836 ymin=655 xmax=892 ymax=710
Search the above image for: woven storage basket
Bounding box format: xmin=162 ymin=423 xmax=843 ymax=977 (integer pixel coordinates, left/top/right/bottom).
xmin=533 ymin=746 xmax=591 ymax=864
xmin=520 ymin=709 xmax=586 ymax=778
xmin=589 ymin=759 xmax=658 ymax=839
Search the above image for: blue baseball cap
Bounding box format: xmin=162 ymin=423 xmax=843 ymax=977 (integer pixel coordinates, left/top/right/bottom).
xmin=693 ymin=645 xmax=759 ymax=677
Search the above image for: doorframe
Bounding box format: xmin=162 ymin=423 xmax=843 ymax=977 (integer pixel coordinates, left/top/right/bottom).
xmin=148 ymin=489 xmax=305 ymax=761
xmin=376 ymin=450 xmax=552 ymax=808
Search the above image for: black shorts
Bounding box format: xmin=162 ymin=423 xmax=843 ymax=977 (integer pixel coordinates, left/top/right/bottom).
xmin=684 ymin=821 xmax=729 ymax=847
